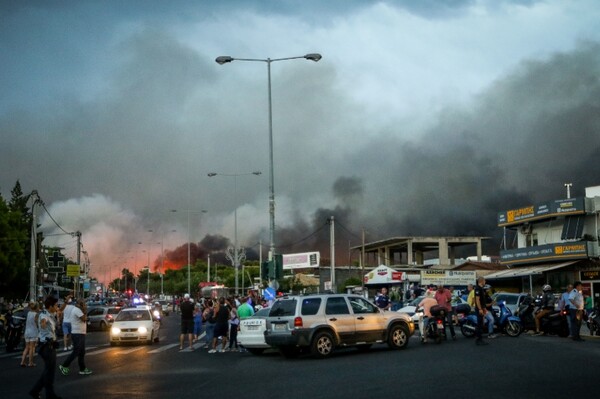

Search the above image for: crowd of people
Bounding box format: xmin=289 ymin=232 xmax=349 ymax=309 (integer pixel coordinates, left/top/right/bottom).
xmin=373 ymin=278 xmax=591 ymax=345
xmin=1 ymin=279 xmax=593 ymax=398
xmin=175 ymin=291 xmax=268 ymax=353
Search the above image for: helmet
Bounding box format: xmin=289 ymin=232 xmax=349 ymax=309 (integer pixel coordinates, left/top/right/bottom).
xmin=154 ymin=302 xmax=160 ymax=306
xmin=542 ymin=284 xmax=551 ymax=292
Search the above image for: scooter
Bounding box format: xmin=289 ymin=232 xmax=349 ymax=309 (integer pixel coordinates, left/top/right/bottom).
xmin=586 ymin=303 xmax=600 ymax=336
xmin=460 ymin=300 xmax=522 ymax=338
xmin=417 ymin=305 xmax=447 ymax=344
xmin=516 ymin=296 xmax=569 ymax=337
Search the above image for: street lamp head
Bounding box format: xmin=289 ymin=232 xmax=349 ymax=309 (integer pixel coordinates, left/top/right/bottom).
xmin=207 ymin=172 xmax=218 ymax=177
xmin=252 ymin=171 xmax=262 ymax=176
xmin=216 ymin=56 xmax=234 ymax=65
xmin=304 ymin=53 xmax=322 ymax=62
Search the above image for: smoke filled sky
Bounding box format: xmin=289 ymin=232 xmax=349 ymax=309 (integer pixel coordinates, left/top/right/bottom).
xmin=2 ymin=1 xmax=600 ymax=278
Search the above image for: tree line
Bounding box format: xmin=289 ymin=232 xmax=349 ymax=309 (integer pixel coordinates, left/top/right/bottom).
xmin=0 ymin=181 xmax=33 ymax=299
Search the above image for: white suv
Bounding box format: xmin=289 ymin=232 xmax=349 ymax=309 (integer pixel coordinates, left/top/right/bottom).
xmin=264 ymin=294 xmax=415 ymax=358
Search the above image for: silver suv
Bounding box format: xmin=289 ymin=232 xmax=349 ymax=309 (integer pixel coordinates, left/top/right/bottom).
xmin=264 ymin=294 xmax=415 ymax=358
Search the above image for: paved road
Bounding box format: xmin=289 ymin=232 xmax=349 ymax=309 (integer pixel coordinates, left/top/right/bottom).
xmin=2 ymin=315 xmax=599 ymax=399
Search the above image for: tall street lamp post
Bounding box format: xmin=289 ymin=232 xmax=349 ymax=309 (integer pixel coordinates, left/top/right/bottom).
xmin=215 ymin=53 xmax=322 ymax=260
xmin=208 ymin=171 xmax=262 ymax=295
xmin=171 ymin=209 xmax=207 ymax=295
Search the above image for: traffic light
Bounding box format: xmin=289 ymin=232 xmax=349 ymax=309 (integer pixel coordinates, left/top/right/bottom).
xmin=261 ymin=254 xmax=283 ymax=280
xmin=274 ymin=254 xmax=283 ymax=279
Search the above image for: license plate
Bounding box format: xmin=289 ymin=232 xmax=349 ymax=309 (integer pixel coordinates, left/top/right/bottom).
xmin=123 ymin=333 xmax=135 ymax=337
xmin=246 ymin=326 xmax=259 ymax=331
xmin=274 ymin=323 xmax=287 ymax=331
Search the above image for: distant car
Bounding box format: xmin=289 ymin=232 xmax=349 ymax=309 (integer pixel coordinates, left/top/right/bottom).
xmin=397 ymin=295 xmax=468 ymax=326
xmin=156 ymin=300 xmax=170 ymax=316
xmin=237 ymin=307 xmax=271 ymax=355
xmin=492 ymin=292 xmax=529 ymax=315
xmin=264 ymin=294 xmax=414 ymax=359
xmin=87 ymin=306 xmax=121 ymax=331
xmin=110 ymin=307 xmax=160 ymax=345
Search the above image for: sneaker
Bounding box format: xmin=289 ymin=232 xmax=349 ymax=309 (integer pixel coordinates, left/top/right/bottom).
xmin=63 ymin=347 xmax=69 ymax=352
xmin=68 ymin=345 xmax=73 ymax=350
xmin=79 ymin=368 xmax=93 ymax=375
xmin=208 ymin=349 xmax=217 ymax=354
xmin=58 ymin=365 xmax=69 ymax=376
xmin=488 ymin=334 xmax=497 ymax=339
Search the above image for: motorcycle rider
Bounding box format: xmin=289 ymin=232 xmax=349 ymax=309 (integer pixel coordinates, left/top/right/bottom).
xmin=417 ymin=290 xmax=438 ymax=343
xmin=533 ymin=284 xmax=555 ymax=336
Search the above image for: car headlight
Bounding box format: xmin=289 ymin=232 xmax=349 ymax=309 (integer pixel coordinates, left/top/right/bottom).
xmin=138 ymin=326 xmax=148 ymax=334
xmin=111 ymin=327 xmax=121 ymax=335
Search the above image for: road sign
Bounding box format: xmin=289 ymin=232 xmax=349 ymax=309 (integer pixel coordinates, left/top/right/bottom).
xmin=66 ymin=264 xmax=80 ymax=277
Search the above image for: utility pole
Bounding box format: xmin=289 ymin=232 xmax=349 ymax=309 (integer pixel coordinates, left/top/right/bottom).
xmin=361 ymin=228 xmax=365 ymax=292
xmin=330 ymin=216 xmax=335 ymax=293
xmin=76 ymin=231 xmax=81 ymax=299
xmin=29 ymin=191 xmax=39 ymax=301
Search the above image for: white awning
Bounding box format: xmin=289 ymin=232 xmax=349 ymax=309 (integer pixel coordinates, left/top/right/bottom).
xmin=363 ymin=265 xmax=406 ymax=285
xmin=484 ymin=261 xmax=576 ymax=280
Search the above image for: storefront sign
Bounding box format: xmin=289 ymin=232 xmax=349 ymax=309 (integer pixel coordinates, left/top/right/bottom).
xmin=581 ymin=270 xmax=600 ymax=281
xmin=498 ymin=197 xmax=585 ymax=227
xmin=420 ymin=270 xmax=476 ymax=286
xmin=500 ymin=242 xmax=588 ymax=265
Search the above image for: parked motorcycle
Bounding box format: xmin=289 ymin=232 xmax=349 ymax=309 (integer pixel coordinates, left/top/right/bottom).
xmin=417 ymin=305 xmax=447 ymax=344
xmin=5 ymin=308 xmax=26 ymax=352
xmin=460 ymin=300 xmax=522 ymax=338
xmin=586 ymin=303 xmax=600 ymax=336
xmin=516 ymin=295 xmax=569 ymax=337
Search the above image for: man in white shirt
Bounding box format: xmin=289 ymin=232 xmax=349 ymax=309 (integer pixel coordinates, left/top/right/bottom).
xmin=59 ymin=299 xmax=92 ymax=375
xmin=568 ymin=281 xmax=584 ymax=342
xmin=60 ymin=295 xmax=75 ymax=351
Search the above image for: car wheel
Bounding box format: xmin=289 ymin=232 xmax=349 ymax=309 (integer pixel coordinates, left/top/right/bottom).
xmin=387 ymin=324 xmax=409 ymax=349
xmin=147 ymin=333 xmax=154 ymax=345
xmin=247 ymin=348 xmax=265 ymax=355
xmin=311 ymin=331 xmax=334 ymax=358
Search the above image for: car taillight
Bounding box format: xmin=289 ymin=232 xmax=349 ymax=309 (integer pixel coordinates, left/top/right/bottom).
xmin=107 ymin=315 xmax=113 ymax=320
xmin=436 ymin=319 xmax=444 ymax=325
xmin=294 ymin=317 xmax=303 ymax=327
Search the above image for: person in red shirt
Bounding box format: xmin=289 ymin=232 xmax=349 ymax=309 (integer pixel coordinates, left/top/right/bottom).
xmin=434 ymin=285 xmax=456 ymax=340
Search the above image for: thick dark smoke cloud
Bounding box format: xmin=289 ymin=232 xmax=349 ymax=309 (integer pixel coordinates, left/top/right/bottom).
xmin=2 ymin=2 xmax=599 ymax=276
xmin=274 ymin=42 xmax=600 ymax=258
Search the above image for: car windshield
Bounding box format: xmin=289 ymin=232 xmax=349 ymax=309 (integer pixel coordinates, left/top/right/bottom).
xmin=115 ymin=310 xmax=151 ymax=322
xmin=255 ymin=307 xmax=270 ymax=317
xmin=409 ymin=296 xmax=425 ymax=307
xmin=269 ymin=299 xmax=297 ymax=317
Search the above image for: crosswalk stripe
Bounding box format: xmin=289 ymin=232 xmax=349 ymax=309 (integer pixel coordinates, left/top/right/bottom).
xmin=86 ymin=348 xmax=113 ymax=356
xmin=148 ymin=343 xmax=178 ymax=353
xmin=117 ymin=346 xmax=145 ymax=354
